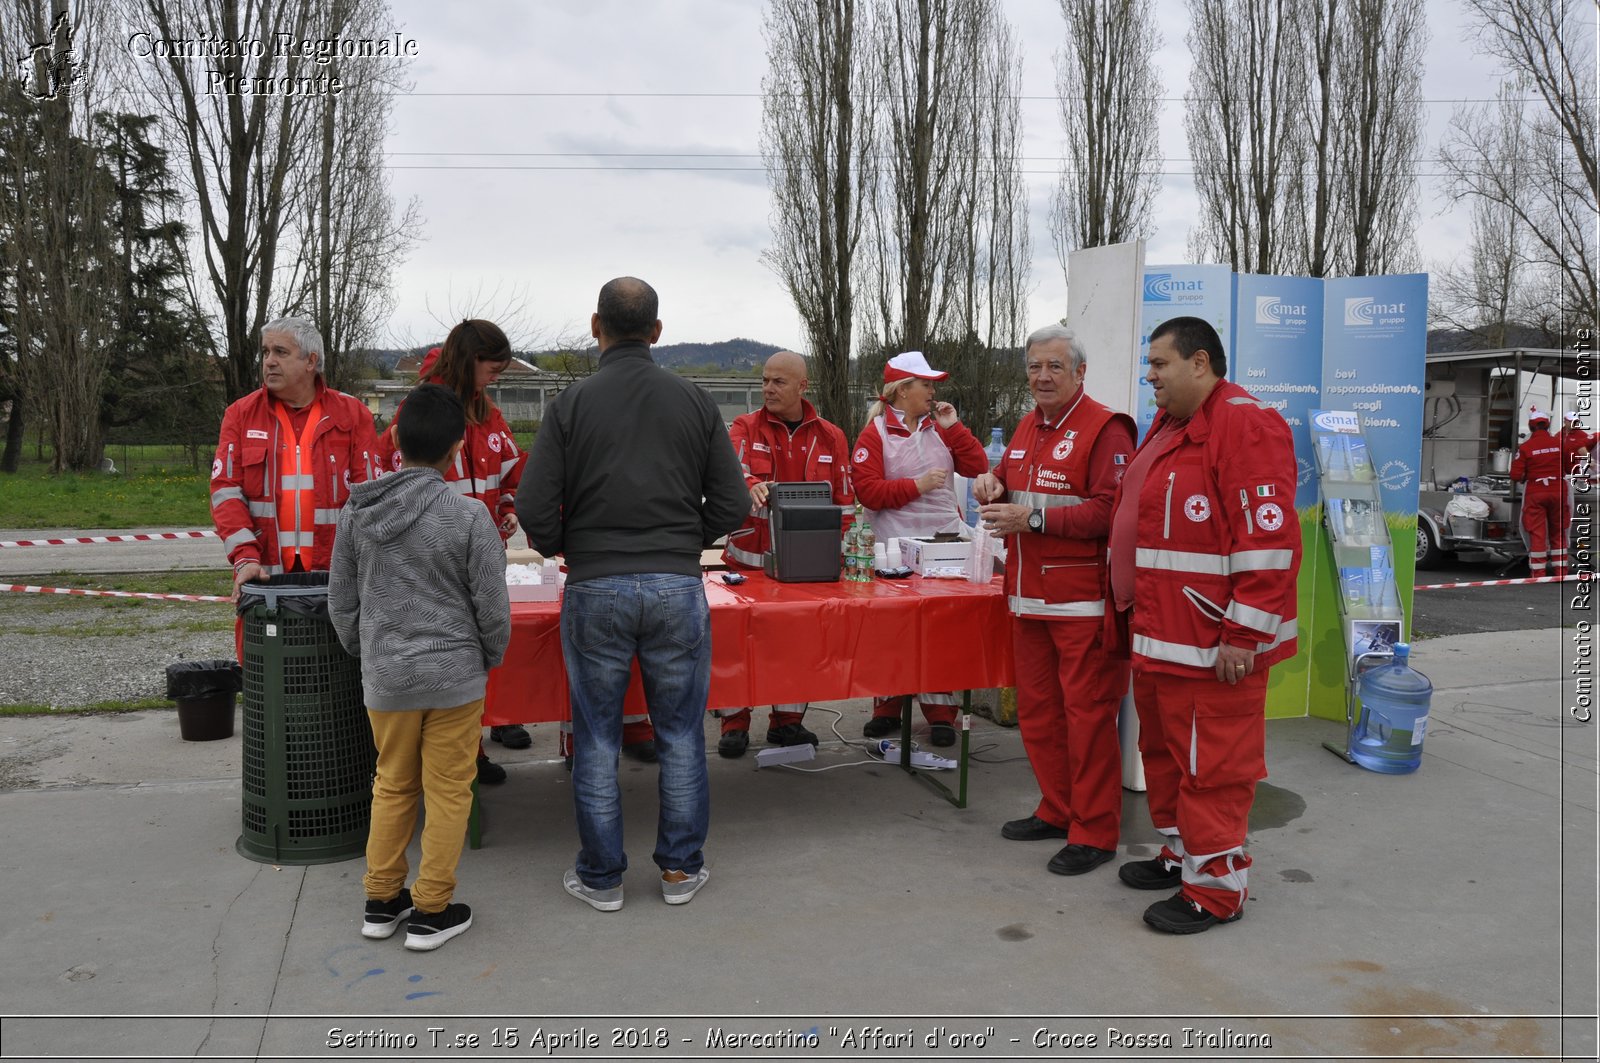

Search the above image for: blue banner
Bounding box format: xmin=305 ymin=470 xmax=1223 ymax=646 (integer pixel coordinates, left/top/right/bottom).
xmin=1321 ymin=275 xmax=1430 ymax=518
xmin=1138 ymin=265 xmax=1234 ymax=440
xmin=1232 ymin=274 xmax=1326 ymax=509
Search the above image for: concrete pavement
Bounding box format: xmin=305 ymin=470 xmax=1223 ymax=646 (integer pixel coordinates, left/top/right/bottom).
xmin=0 ymin=627 xmax=1593 ymax=1062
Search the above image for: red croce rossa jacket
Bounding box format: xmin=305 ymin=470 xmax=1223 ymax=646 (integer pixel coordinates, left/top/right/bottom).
xmin=723 ymin=399 xmax=853 ymax=568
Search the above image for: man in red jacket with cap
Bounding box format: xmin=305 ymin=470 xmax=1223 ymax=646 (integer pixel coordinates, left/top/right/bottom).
xmin=1511 ymin=408 xmax=1568 ymax=577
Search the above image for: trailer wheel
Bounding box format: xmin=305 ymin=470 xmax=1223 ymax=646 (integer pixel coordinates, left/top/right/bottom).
xmin=1416 ymin=520 xmax=1450 ymax=569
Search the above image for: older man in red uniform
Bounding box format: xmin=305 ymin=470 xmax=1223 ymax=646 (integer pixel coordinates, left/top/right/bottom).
xmin=211 ymin=317 xmax=378 ymax=592
xmin=973 ymin=325 xmax=1135 ymax=877
xmin=1511 ymin=408 xmax=1567 ymax=577
xmin=1106 ymin=316 xmax=1301 ymax=934
xmin=716 ymin=350 xmax=854 ymax=757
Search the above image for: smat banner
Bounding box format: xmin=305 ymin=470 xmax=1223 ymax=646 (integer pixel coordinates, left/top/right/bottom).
xmin=1138 ymin=264 xmax=1233 ymax=441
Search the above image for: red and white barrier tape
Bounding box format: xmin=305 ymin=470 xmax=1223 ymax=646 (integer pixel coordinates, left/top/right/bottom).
xmin=1415 ymin=574 xmax=1580 ymax=590
xmin=0 ymin=531 xmax=217 ymax=548
xmin=2 ymin=584 xmax=231 ymax=603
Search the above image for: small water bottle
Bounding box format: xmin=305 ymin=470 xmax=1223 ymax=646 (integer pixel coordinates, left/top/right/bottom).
xmin=1353 ymin=643 xmax=1433 ymax=774
xmin=986 ymin=427 xmax=1007 ymax=468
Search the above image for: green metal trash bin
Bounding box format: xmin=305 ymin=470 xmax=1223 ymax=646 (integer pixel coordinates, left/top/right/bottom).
xmin=235 ymin=573 xmax=374 ymax=865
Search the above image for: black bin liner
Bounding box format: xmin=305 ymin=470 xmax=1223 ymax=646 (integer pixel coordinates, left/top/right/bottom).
xmin=165 ymin=659 xmax=243 ymax=700
xmin=236 ymin=570 xmax=332 ymax=619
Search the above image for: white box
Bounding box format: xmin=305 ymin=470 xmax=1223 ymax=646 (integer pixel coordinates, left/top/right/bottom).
xmin=506 ymin=563 xmax=564 ymax=602
xmin=898 ymin=536 xmax=971 ymax=576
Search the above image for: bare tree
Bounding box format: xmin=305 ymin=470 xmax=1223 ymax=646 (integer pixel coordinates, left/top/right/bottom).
xmin=277 ymin=0 xmax=419 ymax=392
xmin=0 ymin=0 xmax=124 ymax=471
xmin=1336 ymin=0 xmax=1425 ymax=275
xmin=1441 ymin=0 xmax=1597 ymax=333
xmin=759 ymin=0 xmax=874 ymax=434
xmin=1184 ymin=0 xmax=1306 ymax=274
xmin=1048 ymin=0 xmax=1162 ymax=274
xmin=135 ymin=0 xmax=313 ymax=401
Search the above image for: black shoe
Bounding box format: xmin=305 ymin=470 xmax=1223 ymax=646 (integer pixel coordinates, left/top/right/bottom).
xmin=717 ymin=730 xmax=750 ymax=758
xmin=1142 ymin=892 xmax=1241 ymax=935
xmin=476 ymin=754 xmax=506 ymax=785
xmin=766 ymin=722 xmax=819 ymax=747
xmin=404 ymin=902 xmax=473 ymax=951
xmin=362 ymin=888 xmax=413 ymax=940
xmin=489 ymin=724 xmax=532 ymax=749
xmin=862 ymin=715 xmax=900 ymax=739
xmin=1047 ymin=843 xmax=1116 ymax=876
xmin=928 ymin=722 xmax=957 ymax=747
xmin=1119 ymin=857 xmax=1184 ymax=891
xmin=622 ymin=741 xmax=658 ymax=764
xmin=1001 ymin=814 xmax=1069 ymax=841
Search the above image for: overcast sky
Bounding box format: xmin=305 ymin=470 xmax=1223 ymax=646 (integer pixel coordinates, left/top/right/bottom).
xmin=377 ymin=0 xmax=1519 ymax=351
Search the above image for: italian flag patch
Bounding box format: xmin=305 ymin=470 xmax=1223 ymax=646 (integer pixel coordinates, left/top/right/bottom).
xmin=1255 ymin=484 xmax=1276 ymax=497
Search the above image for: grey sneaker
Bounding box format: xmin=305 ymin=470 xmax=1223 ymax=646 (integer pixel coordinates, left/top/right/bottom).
xmin=661 ymin=867 xmax=710 ymax=905
xmin=563 ymin=868 xmax=623 ymax=912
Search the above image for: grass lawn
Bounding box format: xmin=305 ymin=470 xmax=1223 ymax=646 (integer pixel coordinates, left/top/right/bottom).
xmin=0 ymin=459 xmax=212 ymax=528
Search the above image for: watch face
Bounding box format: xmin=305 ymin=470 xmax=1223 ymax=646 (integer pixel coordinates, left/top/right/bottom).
xmin=1028 ymin=510 xmax=1043 ymax=531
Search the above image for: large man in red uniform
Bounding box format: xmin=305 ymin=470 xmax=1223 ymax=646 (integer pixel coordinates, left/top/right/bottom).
xmin=716 ymin=350 xmax=854 ymax=757
xmin=1106 ymin=316 xmax=1300 ymax=934
xmin=211 ymin=317 xmax=378 ymax=593
xmin=972 ymin=325 xmax=1135 ymax=878
xmin=1510 ymin=408 xmax=1567 ymax=577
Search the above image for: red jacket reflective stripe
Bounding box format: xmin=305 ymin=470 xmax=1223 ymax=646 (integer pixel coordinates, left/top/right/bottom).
xmin=722 ymin=399 xmax=853 ymax=567
xmin=210 ymin=380 xmax=378 ymax=574
xmin=993 ymin=392 xmax=1135 ymax=617
xmin=1111 ymin=379 xmax=1302 ymax=679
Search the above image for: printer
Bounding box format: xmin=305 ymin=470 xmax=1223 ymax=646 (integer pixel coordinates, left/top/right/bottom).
xmin=762 ymin=481 xmax=843 ymax=582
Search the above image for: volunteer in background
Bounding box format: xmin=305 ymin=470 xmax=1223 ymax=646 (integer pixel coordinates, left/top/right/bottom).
xmin=716 ymin=350 xmax=854 ymax=758
xmin=1510 ymin=407 xmax=1567 ymax=578
xmin=850 ymin=351 xmax=989 ymax=746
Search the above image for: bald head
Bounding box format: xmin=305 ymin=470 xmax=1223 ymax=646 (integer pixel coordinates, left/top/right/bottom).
xmin=593 ymin=276 xmax=662 ymax=348
xmin=761 ymin=350 xmax=809 ymax=422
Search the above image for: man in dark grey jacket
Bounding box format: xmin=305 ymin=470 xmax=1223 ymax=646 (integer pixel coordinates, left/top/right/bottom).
xmin=519 ymin=276 xmax=748 ymax=912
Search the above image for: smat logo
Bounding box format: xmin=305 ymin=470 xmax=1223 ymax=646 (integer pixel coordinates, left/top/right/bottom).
xmin=1144 ymin=273 xmax=1204 ymax=302
xmin=1344 ymin=297 xmax=1407 ymax=327
xmin=1255 ymin=296 xmax=1308 ymax=325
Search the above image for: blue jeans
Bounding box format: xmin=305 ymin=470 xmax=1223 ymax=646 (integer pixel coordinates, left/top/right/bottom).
xmin=560 ymin=573 xmax=711 ymax=889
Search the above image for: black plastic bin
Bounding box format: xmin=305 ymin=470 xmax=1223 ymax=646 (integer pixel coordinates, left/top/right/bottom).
xmin=235 ymin=572 xmax=374 ymax=865
xmin=165 ymin=659 xmax=242 ymax=741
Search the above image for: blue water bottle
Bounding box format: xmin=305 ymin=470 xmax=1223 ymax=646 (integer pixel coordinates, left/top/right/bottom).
xmin=964 ymin=427 xmax=1009 ymax=525
xmin=1352 ymin=643 xmax=1433 ymax=774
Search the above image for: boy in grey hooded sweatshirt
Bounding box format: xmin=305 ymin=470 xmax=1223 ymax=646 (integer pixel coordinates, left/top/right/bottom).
xmin=329 ymin=383 xmax=511 ymax=951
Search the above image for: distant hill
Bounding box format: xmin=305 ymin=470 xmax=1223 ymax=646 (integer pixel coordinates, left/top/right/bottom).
xmin=1427 ymin=325 xmax=1558 ymax=353
xmin=365 ymin=338 xmax=782 ymax=374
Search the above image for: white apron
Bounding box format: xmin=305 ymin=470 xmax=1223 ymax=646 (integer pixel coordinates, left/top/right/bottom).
xmin=866 ymin=414 xmax=963 ymax=541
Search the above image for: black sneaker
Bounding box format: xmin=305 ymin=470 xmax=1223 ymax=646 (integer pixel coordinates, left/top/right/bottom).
xmin=928 ymin=722 xmax=957 ymax=747
xmin=476 ymin=754 xmax=506 ymax=785
xmin=1001 ymin=815 xmax=1069 ymax=841
xmin=404 ymin=902 xmax=473 ymax=950
xmin=489 ymin=724 xmax=532 ymax=749
xmin=622 ymin=741 xmax=658 ymax=764
xmin=361 ymin=888 xmax=413 ymax=940
xmin=862 ymin=716 xmax=900 ymax=739
xmin=717 ymin=730 xmax=750 ymax=758
xmin=1047 ymin=843 xmax=1116 ymax=876
xmin=1142 ymin=892 xmax=1241 ymax=935
xmin=766 ymin=722 xmax=819 ymax=747
xmin=1118 ymin=857 xmax=1184 ymax=891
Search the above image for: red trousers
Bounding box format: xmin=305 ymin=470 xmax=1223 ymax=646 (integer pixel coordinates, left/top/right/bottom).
xmin=1133 ymin=668 xmax=1267 ymax=919
xmin=1012 ymin=616 xmax=1128 ymax=851
xmin=1521 ymin=489 xmax=1567 ymax=575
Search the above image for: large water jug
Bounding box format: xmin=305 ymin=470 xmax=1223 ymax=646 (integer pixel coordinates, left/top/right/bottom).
xmin=1352 ymin=643 xmax=1433 ymax=774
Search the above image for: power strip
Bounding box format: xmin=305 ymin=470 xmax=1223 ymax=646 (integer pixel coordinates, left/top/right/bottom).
xmin=754 ymin=744 xmax=816 ymax=769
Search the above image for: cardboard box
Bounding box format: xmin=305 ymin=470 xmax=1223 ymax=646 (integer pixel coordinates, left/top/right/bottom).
xmin=898 ymin=536 xmax=971 ymax=576
xmin=507 ymin=563 xmax=563 ymax=602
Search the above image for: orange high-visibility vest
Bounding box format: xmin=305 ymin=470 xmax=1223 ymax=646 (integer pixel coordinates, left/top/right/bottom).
xmin=271 ymin=399 xmax=323 ymax=572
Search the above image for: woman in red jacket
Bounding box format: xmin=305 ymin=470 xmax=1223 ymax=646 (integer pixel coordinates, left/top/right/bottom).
xmin=378 ymin=321 xmax=528 ymax=782
xmin=850 ymin=351 xmax=990 ymax=745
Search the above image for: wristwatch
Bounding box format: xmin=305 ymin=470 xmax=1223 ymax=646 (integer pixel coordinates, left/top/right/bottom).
xmin=1027 ymin=508 xmax=1044 ymax=533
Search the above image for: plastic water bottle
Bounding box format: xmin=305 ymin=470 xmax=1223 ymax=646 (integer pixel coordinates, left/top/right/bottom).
xmin=964 ymin=428 xmax=1009 ymax=525
xmin=1352 ymin=643 xmax=1433 ymax=774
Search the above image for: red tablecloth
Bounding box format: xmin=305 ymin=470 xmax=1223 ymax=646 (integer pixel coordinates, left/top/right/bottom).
xmin=483 ymin=572 xmax=1015 ymax=724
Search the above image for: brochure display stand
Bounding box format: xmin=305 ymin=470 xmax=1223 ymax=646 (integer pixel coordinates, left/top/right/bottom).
xmin=1311 ymin=410 xmax=1404 ymax=763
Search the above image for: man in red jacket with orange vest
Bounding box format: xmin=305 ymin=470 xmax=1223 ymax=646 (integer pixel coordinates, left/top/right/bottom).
xmin=211 ymin=317 xmax=378 ymax=593
xmin=716 ymin=350 xmax=854 ymax=757
xmin=972 ymin=324 xmax=1135 ymax=878
xmin=1106 ymin=316 xmax=1301 ymax=934
xmin=1510 ymin=408 xmax=1567 ymax=577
